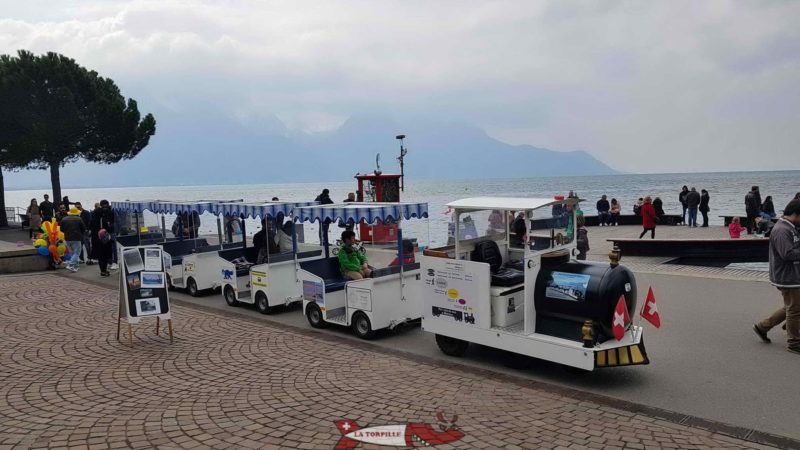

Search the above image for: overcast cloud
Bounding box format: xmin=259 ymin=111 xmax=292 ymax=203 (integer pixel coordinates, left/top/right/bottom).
xmin=1 ymin=0 xmax=799 ymax=173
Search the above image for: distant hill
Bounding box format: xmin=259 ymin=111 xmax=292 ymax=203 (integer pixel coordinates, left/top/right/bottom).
xmin=4 ymin=113 xmax=617 ymax=189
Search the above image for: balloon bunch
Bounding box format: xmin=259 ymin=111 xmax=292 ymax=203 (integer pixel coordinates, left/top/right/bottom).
xmin=34 ymin=219 xmax=67 ymax=264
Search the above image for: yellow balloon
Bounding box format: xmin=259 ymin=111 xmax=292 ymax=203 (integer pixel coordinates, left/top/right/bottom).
xmin=58 ymin=232 xmax=65 ymax=240
xmin=57 ymin=244 xmax=66 ymax=256
xmin=34 ymin=239 xmax=47 ymax=247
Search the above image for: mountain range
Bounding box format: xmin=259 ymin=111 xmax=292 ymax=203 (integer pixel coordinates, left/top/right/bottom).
xmin=4 ymin=113 xmax=617 ymax=189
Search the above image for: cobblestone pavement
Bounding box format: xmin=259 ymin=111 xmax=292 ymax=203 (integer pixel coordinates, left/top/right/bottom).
xmin=0 ymin=275 xmax=778 ymax=450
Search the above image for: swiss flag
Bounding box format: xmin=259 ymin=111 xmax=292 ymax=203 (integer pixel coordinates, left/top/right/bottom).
xmin=640 ymin=287 xmax=661 ymax=328
xmin=612 ymin=295 xmax=630 ymax=341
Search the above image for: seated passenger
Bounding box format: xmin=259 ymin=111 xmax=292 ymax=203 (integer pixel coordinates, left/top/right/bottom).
xmin=389 ymin=239 xmax=415 ymax=267
xmin=487 ymin=210 xmax=505 ymax=235
xmin=338 ymin=230 xmax=371 ymax=280
xmin=254 ymin=218 xmax=280 ymax=263
xmin=277 ymin=220 xmax=294 ymax=253
xmin=510 ymin=212 xmax=526 ymax=247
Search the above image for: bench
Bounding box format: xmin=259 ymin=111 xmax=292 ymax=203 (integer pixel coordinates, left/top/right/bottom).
xmin=17 ymin=214 xmax=30 ymax=228
xmin=300 ymin=257 xmax=348 ymax=292
xmin=607 ymin=237 xmax=769 ymax=260
xmin=219 ymin=247 xmax=260 ymax=277
xmin=530 ymin=214 xmax=684 ymax=229
xmin=161 ymin=239 xmax=209 ymax=265
xmin=720 ymin=215 xmax=777 ymax=228
xmin=116 ymin=233 xmax=166 ymax=247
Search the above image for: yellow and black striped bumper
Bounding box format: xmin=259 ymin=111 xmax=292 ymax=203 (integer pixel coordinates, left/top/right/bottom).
xmin=595 ymin=338 xmax=649 ymax=368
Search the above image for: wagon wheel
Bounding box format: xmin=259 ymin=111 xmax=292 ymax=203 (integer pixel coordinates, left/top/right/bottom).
xmin=435 ymin=334 xmax=469 ymax=357
xmin=186 ymin=277 xmax=199 ymax=297
xmin=306 ymin=302 xmax=326 ymax=328
xmin=255 ymin=291 xmax=273 ymax=315
xmin=352 ymin=311 xmax=375 ymax=340
xmin=224 ymin=285 xmax=238 ymax=307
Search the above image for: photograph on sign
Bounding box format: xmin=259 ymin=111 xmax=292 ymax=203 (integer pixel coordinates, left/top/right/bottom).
xmin=135 ymin=298 xmax=162 ymax=316
xmin=140 ymin=271 xmax=165 ymax=288
xmin=143 ymin=248 xmax=163 ymax=271
xmin=126 ymin=274 xmax=141 ymax=290
xmin=123 ymin=248 xmax=145 ymax=273
xmin=138 ymin=288 xmax=153 ymax=298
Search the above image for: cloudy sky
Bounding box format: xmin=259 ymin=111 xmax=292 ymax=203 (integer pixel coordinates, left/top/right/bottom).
xmin=1 ymin=0 xmax=799 ymax=173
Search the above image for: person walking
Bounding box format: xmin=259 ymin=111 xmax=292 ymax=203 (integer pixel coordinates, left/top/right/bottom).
xmin=752 ymin=199 xmax=800 ymax=355
xmin=75 ymin=202 xmax=93 ymax=264
xmin=745 ymin=186 xmax=762 ymax=235
xmin=678 ymin=186 xmax=689 ymax=224
xmin=699 ymin=189 xmax=710 ymax=227
xmin=60 ymin=207 xmax=86 ymax=273
xmin=685 ymin=187 xmax=701 ymax=227
xmin=639 ymin=196 xmax=657 ymax=239
xmin=26 ymin=199 xmax=42 ymax=239
xmin=91 ymin=200 xmax=115 ymax=277
xmin=39 ymin=194 xmax=54 ymax=223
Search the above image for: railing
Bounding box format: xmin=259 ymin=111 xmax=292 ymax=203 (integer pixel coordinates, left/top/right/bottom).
xmin=3 ymin=207 xmax=26 ymax=226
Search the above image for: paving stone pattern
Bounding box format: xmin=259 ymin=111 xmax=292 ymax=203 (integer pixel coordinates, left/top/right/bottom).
xmin=0 ymin=275 xmax=773 ymax=449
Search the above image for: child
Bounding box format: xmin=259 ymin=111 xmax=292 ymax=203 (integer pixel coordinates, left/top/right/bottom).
xmin=728 ymin=217 xmax=745 ymax=239
xmin=389 ymin=239 xmax=416 ymax=267
xmin=576 ymin=215 xmax=589 ymax=260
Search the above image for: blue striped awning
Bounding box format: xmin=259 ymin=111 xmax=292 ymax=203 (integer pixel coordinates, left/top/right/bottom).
xmin=111 ymin=200 xmax=314 ymax=217
xmin=111 ymin=201 xmax=154 ymax=213
xmin=296 ymin=202 xmax=429 ymax=224
xmin=217 ymin=201 xmax=319 ymax=219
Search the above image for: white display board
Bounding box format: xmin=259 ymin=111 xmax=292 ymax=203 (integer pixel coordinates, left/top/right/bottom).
xmin=117 ymin=244 xmax=173 ymax=343
xmin=422 ymin=257 xmax=490 ymax=329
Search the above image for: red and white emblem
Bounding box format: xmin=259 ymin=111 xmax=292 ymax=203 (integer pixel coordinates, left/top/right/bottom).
xmin=612 ymin=295 xmax=630 ymax=341
xmin=640 ymin=286 xmax=661 ymax=328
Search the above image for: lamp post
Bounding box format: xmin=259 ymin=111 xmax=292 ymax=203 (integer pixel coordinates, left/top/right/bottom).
xmin=0 ymin=149 xmax=8 ymax=228
xmin=395 ymin=135 xmax=407 ymax=192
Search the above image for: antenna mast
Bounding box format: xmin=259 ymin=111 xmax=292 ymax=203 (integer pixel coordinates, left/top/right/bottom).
xmin=396 ymin=134 xmax=408 ymax=192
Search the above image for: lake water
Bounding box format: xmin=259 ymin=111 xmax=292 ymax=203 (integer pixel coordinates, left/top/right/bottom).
xmin=6 ymin=170 xmax=798 ymax=249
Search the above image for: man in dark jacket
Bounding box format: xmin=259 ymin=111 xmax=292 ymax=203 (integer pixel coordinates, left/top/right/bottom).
xmin=39 ymin=194 xmax=54 ymax=222
xmin=315 ymin=189 xmax=334 ymax=243
xmin=678 ymin=186 xmax=689 ymax=223
xmin=90 ymin=200 xmax=115 ymax=277
xmin=685 ymin=187 xmax=701 ymax=227
xmin=60 ymin=207 xmax=86 ymax=272
xmin=699 ymin=190 xmax=710 ymax=227
xmin=75 ymin=202 xmax=93 ymax=264
xmin=253 ymin=218 xmax=279 ymax=264
xmin=596 ymin=195 xmax=611 ymax=226
xmin=753 ymin=200 xmax=800 ymax=355
xmin=745 ymin=186 xmax=762 ymax=234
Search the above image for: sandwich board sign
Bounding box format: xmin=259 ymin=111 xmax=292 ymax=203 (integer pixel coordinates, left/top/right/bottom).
xmin=116 ymin=244 xmax=173 ymax=344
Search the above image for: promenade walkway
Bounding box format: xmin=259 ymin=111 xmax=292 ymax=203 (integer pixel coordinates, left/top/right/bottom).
xmin=0 ymin=274 xmax=777 ymax=450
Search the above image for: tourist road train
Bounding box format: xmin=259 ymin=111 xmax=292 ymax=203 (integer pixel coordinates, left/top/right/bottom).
xmin=112 ymin=193 xmax=649 ymax=371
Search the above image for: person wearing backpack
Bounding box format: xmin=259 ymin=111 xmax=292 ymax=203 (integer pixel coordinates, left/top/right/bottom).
xmin=91 ymin=200 xmax=115 ymax=277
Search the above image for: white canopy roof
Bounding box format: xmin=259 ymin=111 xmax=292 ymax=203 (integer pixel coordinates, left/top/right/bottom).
xmin=446 ymin=197 xmax=578 ymax=211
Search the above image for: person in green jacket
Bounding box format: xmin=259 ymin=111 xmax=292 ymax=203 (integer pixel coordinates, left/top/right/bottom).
xmin=339 ymin=230 xmax=372 ymax=280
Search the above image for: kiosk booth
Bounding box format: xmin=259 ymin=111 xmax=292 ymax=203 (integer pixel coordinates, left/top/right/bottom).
xmin=295 ymin=202 xmax=428 ymax=339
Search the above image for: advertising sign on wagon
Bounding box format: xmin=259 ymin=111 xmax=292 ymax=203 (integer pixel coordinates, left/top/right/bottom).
xmin=117 ymin=244 xmax=173 ymax=344
xmin=422 ymin=258 xmax=489 ymax=328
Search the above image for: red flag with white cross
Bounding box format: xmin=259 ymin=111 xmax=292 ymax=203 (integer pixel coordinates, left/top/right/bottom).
xmin=612 ymin=295 xmax=629 ymax=341
xmin=640 ymin=286 xmax=661 ymax=328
